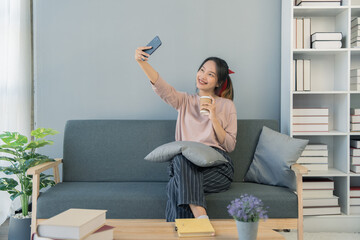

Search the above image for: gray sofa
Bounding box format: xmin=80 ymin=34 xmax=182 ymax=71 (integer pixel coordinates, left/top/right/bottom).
xmin=28 ymin=119 xmax=306 ymax=239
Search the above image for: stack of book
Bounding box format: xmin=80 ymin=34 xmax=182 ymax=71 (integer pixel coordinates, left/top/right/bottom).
xmin=350 ymin=69 xmax=360 ymax=91
xmin=351 ymin=108 xmax=360 ymax=132
xmin=350 ymin=139 xmax=360 ymax=174
xmin=302 ymin=178 xmax=340 ymax=216
xmin=351 ymin=18 xmax=360 ymax=48
xmin=293 ymin=59 xmax=311 ymax=91
xmin=293 ymin=18 xmax=311 ymax=49
xmin=32 ymin=209 xmax=113 ymax=240
xmin=292 ymin=108 xmax=329 ymax=133
xmin=311 ymin=32 xmax=342 ymax=49
xmin=350 ymin=187 xmax=360 ymax=215
xmin=297 ymin=144 xmax=328 ymax=171
xmin=295 ymin=0 xmax=341 ymax=6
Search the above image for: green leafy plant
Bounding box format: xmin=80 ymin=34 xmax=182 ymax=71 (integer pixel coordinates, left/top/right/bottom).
xmin=0 ymin=128 xmax=59 ymax=217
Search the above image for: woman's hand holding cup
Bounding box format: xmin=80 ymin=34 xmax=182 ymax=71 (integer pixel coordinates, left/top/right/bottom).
xmin=135 ymin=46 xmax=152 ymax=62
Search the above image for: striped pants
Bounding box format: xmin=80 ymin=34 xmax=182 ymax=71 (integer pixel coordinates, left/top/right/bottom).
xmin=165 ymin=147 xmax=234 ymax=222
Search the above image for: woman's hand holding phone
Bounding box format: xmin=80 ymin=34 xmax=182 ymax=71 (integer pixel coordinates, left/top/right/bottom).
xmin=135 ymin=46 xmax=152 ymax=62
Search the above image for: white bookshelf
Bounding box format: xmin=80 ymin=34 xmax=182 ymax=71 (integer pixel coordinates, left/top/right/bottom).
xmin=281 ymin=0 xmax=360 ymax=232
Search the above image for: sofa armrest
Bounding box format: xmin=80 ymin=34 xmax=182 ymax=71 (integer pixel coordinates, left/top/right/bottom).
xmin=291 ymin=163 xmax=308 ymax=176
xmin=27 ymin=158 xmax=62 ymax=175
xmin=27 ymin=158 xmax=62 ymax=235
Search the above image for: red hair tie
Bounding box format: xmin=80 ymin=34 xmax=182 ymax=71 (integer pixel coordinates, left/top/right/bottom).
xmin=218 ymin=69 xmax=234 ymax=96
xmin=228 ymin=69 xmax=235 ymax=74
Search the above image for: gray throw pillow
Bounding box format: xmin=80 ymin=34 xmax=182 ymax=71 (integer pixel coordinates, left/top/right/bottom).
xmin=244 ymin=126 xmax=308 ymax=191
xmin=144 ymin=141 xmax=228 ymax=167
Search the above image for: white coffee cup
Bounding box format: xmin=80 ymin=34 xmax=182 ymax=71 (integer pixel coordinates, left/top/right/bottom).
xmin=199 ymin=96 xmax=212 ymax=115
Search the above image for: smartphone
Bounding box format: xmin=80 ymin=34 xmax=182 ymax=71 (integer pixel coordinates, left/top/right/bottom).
xmin=143 ymin=36 xmax=162 ymax=55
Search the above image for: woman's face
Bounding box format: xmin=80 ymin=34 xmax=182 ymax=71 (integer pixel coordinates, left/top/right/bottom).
xmin=196 ymin=60 xmax=219 ymax=94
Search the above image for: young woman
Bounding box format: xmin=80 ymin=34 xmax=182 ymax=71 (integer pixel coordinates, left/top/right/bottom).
xmin=135 ymin=46 xmax=237 ymax=222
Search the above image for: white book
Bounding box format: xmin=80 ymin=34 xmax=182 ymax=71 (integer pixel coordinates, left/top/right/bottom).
xmin=351 ymin=140 xmax=360 ymax=148
xmin=311 ymin=32 xmax=342 ymax=41
xmin=293 ymin=108 xmax=329 ymax=116
xmin=303 ymin=196 xmax=339 ymax=207
xmin=293 ymin=19 xmax=297 ymax=50
xmin=352 ymin=18 xmax=360 ymax=28
xmin=298 ymin=2 xmax=341 ymax=6
xmin=293 ymin=60 xmax=296 ymax=91
xmin=303 ymin=178 xmax=334 ymax=189
xmin=350 ymin=206 xmax=360 ymax=215
xmin=302 ymin=149 xmax=328 ymax=156
xmin=296 ymin=0 xmax=341 ymax=3
xmin=350 ymin=83 xmax=360 ymax=91
xmin=301 ymin=163 xmax=328 ymax=171
xmin=351 ymin=148 xmax=360 ymax=156
xmin=350 ymin=165 xmax=360 ymax=173
xmin=351 ymin=115 xmax=360 ymax=123
xmin=351 ymin=41 xmax=360 ymax=48
xmin=351 ymin=156 xmax=360 ymax=165
xmin=37 ymin=209 xmax=107 ymax=240
xmin=297 ymin=19 xmax=303 ymax=49
xmin=293 ymin=116 xmax=328 ymax=124
xmin=303 ymin=206 xmax=341 ymax=216
xmin=297 ymin=156 xmax=328 ymax=164
xmin=352 ymin=29 xmax=360 ymax=37
xmin=350 ymin=187 xmax=360 ymax=197
xmin=303 ymin=19 xmax=311 ymax=49
xmin=350 ymin=77 xmax=360 ymax=84
xmin=303 ymin=189 xmax=334 ymax=199
xmin=350 ymin=197 xmax=360 ymax=205
xmin=293 ymin=124 xmax=328 ymax=132
xmin=351 ymin=123 xmax=360 ymax=132
xmin=312 ymin=41 xmax=342 ymax=49
xmin=296 ymin=59 xmax=304 ymax=91
xmin=351 ymin=69 xmax=360 ymax=77
xmin=351 ymin=108 xmax=360 ymax=115
xmin=351 ymin=36 xmax=360 ymax=42
xmin=304 ymin=59 xmax=311 ymax=91
xmin=305 ymin=144 xmax=328 ymax=150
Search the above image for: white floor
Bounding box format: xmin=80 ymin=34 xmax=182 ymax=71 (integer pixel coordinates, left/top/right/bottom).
xmin=280 ymin=231 xmax=360 ymax=240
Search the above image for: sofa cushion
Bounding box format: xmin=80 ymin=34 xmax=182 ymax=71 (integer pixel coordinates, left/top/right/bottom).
xmin=244 ymin=126 xmax=308 ymax=191
xmin=37 ymin=182 xmax=298 ymax=219
xmin=144 ymin=141 xmax=228 ymax=167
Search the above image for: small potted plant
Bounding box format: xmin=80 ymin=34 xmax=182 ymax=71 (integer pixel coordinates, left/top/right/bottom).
xmin=227 ymin=194 xmax=268 ymax=240
xmin=0 ymin=128 xmax=59 ymax=240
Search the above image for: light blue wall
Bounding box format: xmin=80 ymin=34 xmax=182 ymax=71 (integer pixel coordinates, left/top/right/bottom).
xmin=34 ymin=0 xmax=281 ymax=158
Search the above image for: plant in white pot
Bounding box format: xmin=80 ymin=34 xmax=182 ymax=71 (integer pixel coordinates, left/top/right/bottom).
xmin=227 ymin=194 xmax=268 ymax=240
xmin=0 ymin=128 xmax=59 ymax=240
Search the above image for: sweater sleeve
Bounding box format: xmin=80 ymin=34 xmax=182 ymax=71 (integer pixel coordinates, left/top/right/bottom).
xmin=151 ymin=74 xmax=187 ymax=110
xmin=220 ymin=103 xmax=237 ymax=152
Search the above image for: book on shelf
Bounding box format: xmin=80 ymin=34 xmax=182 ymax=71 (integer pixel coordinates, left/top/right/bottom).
xmin=296 ymin=59 xmax=304 ymax=91
xmin=303 ymin=206 xmax=341 ymax=216
xmin=351 ymin=36 xmax=360 ymax=42
xmin=175 ymin=218 xmax=215 ymax=237
xmin=350 ymin=148 xmax=360 ymax=156
xmin=304 ymin=19 xmax=311 ymax=49
xmin=37 ymin=209 xmax=107 ymax=240
xmin=350 ymin=165 xmax=360 ymax=174
xmin=350 ymin=187 xmax=360 ymax=197
xmin=303 ymin=178 xmax=334 ymax=189
xmin=350 ymin=83 xmax=360 ymax=91
xmin=350 ymin=197 xmax=360 ymax=205
xmin=301 ymin=149 xmax=328 ymax=157
xmin=33 ymin=225 xmax=114 ymax=240
xmin=351 ymin=42 xmax=360 ymax=48
xmin=292 ymin=124 xmax=328 ymax=132
xmin=300 ymin=163 xmax=328 ymax=171
xmin=352 ymin=18 xmax=360 ymax=28
xmin=351 ymin=77 xmax=360 ymax=84
xmin=297 ymin=1 xmax=341 ymax=6
xmin=350 ymin=70 xmax=360 ymax=78
xmin=305 ymin=144 xmax=328 ymax=150
xmin=303 ymin=196 xmax=339 ymax=207
xmin=295 ymin=0 xmax=341 ymax=5
xmin=303 ymin=189 xmax=334 ymax=199
xmin=296 ymin=19 xmax=303 ymax=49
xmin=297 ymin=156 xmax=328 ymax=164
xmin=351 ymin=29 xmax=360 ymax=38
xmin=293 ymin=108 xmax=329 ymax=116
xmin=303 ymin=59 xmax=311 ymax=91
xmin=312 ymin=41 xmax=342 ymax=49
xmin=293 ymin=60 xmax=296 ymax=91
xmin=351 ymin=123 xmax=360 ymax=132
xmin=351 ymin=156 xmax=360 ymax=165
xmin=350 ymin=140 xmax=360 ymax=148
xmin=350 ymin=206 xmax=360 ymax=215
xmin=311 ymin=32 xmax=342 ymax=42
xmin=293 ymin=116 xmax=328 ymax=124
xmin=351 ymin=108 xmax=360 ymax=115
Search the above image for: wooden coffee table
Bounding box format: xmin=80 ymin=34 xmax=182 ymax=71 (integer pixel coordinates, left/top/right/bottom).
xmin=106 ymin=219 xmax=285 ymax=240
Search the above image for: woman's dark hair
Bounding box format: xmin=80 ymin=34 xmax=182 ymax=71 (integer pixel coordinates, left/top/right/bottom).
xmin=197 ymin=57 xmax=234 ymax=100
